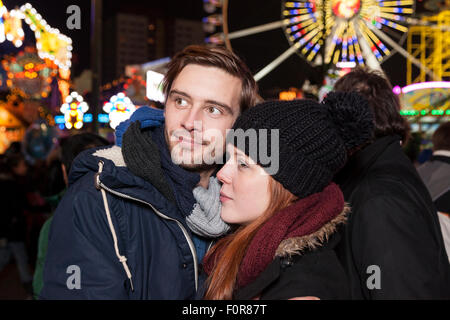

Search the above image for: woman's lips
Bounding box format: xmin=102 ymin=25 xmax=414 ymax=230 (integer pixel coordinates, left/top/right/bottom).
xmin=219 ymin=192 xmax=232 ymax=203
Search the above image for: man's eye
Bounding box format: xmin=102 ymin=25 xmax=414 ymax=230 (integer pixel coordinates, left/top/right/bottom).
xmin=175 ymin=98 xmax=188 ymax=107
xmin=207 ymin=106 xmax=222 ymax=115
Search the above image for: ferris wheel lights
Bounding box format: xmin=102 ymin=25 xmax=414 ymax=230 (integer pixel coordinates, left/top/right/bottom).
xmin=203 ymin=0 xmax=223 ymax=6
xmin=285 ymin=2 xmax=302 ymax=8
xmin=203 ymin=14 xmax=223 ymax=25
xmin=205 ymin=33 xmax=224 ymax=44
xmin=336 ymin=61 xmax=356 ymax=68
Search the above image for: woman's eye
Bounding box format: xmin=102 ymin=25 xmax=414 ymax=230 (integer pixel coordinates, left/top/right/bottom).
xmin=207 ymin=106 xmax=222 ymax=115
xmin=175 ymin=98 xmax=188 ymax=107
xmin=238 ymin=160 xmax=249 ymax=169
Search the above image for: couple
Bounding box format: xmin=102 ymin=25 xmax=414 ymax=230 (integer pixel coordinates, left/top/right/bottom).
xmin=41 ymin=45 xmax=450 ymax=300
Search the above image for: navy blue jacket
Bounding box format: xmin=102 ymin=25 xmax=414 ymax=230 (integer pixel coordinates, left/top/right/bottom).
xmin=40 ymin=145 xmax=199 ymax=299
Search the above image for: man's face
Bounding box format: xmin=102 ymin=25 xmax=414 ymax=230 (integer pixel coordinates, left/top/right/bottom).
xmin=164 ymin=64 xmax=242 ymax=170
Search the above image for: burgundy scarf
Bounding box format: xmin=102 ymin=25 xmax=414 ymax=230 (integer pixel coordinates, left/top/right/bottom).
xmin=203 ymin=182 xmax=344 ymax=289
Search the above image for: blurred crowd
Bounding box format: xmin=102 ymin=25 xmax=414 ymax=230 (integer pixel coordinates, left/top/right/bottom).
xmin=0 ymin=133 xmax=110 ymax=299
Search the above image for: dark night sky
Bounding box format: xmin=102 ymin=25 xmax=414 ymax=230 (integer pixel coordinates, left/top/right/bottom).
xmin=0 ymin=0 xmax=439 ymax=93
xmin=0 ymin=0 xmax=204 ymax=78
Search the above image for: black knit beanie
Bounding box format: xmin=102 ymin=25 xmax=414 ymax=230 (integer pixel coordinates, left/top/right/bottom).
xmin=228 ymin=92 xmax=374 ymax=199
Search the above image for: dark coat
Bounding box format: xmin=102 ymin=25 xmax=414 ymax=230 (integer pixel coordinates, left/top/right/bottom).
xmin=40 ymin=145 xmax=199 ymax=299
xmin=233 ymin=208 xmax=350 ymax=300
xmin=334 ymin=135 xmax=450 ymax=299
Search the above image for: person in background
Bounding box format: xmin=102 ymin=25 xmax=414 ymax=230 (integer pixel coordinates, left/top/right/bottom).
xmin=418 ymin=122 xmax=450 ymax=262
xmin=418 ymin=122 xmax=450 ymax=204
xmin=333 ymin=67 xmax=450 ymax=299
xmin=0 ymin=151 xmax=34 ymax=297
xmin=32 ymin=133 xmax=110 ymax=299
xmin=403 ymin=131 xmax=422 ymax=166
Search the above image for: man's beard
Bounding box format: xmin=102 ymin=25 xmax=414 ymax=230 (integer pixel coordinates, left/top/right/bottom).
xmin=165 ymin=129 xmax=222 ymax=172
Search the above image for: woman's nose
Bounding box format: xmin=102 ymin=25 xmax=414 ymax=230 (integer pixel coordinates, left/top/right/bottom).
xmin=217 ymin=163 xmax=232 ymax=185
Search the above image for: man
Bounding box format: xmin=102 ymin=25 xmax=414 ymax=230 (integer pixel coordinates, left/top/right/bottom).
xmin=418 ymin=122 xmax=450 ymax=262
xmin=333 ymin=67 xmax=450 ymax=299
xmin=40 ymin=45 xmax=258 ymax=299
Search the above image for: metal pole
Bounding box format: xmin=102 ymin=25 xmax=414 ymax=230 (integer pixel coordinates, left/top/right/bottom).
xmin=227 ymin=21 xmax=284 ymax=40
xmin=90 ymin=0 xmax=102 ymax=133
xmin=254 ymin=45 xmax=298 ymax=82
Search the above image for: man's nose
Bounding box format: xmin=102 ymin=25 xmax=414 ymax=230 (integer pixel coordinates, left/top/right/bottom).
xmin=181 ymin=108 xmax=202 ymax=132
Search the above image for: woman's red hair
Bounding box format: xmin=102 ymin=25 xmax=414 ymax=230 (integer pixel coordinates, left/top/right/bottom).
xmin=204 ymin=177 xmax=298 ymax=300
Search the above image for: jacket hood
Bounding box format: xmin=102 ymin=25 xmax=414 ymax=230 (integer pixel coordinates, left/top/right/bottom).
xmin=68 ymin=143 xmax=181 ymax=218
xmin=275 ymin=203 xmax=349 ymax=258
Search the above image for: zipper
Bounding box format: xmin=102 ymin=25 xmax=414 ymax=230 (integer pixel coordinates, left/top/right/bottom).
xmin=207 ymin=239 xmax=215 ymax=252
xmin=97 ymin=180 xmax=199 ymax=291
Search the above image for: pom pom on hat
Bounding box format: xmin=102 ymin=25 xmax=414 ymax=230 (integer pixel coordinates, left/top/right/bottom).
xmin=322 ymin=92 xmax=374 ymax=153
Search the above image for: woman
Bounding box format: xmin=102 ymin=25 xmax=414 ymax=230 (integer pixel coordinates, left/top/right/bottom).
xmin=201 ymin=92 xmax=374 ymax=300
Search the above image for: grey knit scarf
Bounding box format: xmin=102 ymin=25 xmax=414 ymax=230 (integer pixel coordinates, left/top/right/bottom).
xmin=188 ymin=176 xmax=230 ymax=238
xmin=122 ymin=121 xmax=229 ymax=238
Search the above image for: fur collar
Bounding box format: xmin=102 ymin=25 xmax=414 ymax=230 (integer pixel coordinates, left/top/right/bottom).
xmin=275 ymin=203 xmax=349 ymax=258
xmin=93 ymin=145 xmax=127 ymax=167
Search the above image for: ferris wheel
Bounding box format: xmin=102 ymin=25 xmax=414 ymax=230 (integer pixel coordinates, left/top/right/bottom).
xmin=203 ymin=0 xmax=420 ymax=81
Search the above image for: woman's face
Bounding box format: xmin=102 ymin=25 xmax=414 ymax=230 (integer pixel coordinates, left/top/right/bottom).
xmin=217 ymin=144 xmax=271 ymax=225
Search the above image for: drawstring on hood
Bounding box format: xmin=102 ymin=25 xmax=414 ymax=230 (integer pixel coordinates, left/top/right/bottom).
xmin=96 ymin=160 xmax=134 ymax=292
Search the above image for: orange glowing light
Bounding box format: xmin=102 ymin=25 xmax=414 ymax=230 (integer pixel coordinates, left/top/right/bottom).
xmin=332 ymin=0 xmax=361 ymax=20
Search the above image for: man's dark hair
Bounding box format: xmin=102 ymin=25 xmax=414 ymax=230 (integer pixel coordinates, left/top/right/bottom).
xmin=432 ymin=122 xmax=450 ymax=151
xmin=333 ymin=67 xmax=410 ymax=143
xmin=162 ymin=44 xmax=259 ymax=113
xmin=60 ymin=133 xmax=110 ymax=174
